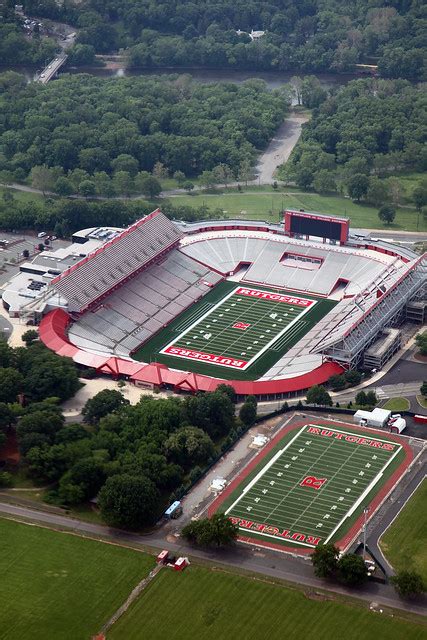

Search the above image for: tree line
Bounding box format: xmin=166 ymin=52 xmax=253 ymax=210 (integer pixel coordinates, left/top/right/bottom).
xmin=20 ymin=0 xmax=426 ymax=80
xmin=0 ymin=193 xmax=224 ymax=239
xmin=281 ymin=78 xmax=427 ymax=223
xmin=0 ymin=71 xmax=287 ymax=192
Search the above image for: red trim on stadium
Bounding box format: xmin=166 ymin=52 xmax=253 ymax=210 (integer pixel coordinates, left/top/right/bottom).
xmin=39 ymin=308 xmax=344 ymax=397
xmin=207 ymin=420 xmax=413 ymax=554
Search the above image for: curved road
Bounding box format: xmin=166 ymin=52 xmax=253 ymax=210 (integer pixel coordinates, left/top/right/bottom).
xmin=0 ymin=501 xmax=426 ymax=616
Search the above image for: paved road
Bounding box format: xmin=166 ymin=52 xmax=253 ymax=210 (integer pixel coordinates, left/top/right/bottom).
xmin=255 ymin=112 xmax=309 ymax=184
xmin=1 ymin=501 xmax=426 ymax=615
xmin=366 ymin=450 xmax=427 ymax=576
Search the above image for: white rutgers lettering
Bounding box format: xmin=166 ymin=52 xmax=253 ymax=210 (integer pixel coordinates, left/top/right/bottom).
xmin=235 ymin=287 xmax=314 ymax=307
xmin=163 ymin=346 xmax=247 ymax=369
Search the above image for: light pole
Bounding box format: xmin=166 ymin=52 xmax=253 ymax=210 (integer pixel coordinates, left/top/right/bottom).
xmin=362 ymin=506 xmax=369 ymax=560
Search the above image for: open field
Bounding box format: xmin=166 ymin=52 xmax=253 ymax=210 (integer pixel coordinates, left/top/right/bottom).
xmin=380 ymin=479 xmax=427 ymax=582
xmin=165 ymin=190 xmax=427 ymax=231
xmin=134 ymin=281 xmax=335 ymax=380
xmin=382 ymin=397 xmax=410 ymax=411
xmin=0 ymin=518 xmax=155 ymax=640
xmin=109 ymin=565 xmax=426 ymax=640
xmin=210 ymin=423 xmax=409 ymax=551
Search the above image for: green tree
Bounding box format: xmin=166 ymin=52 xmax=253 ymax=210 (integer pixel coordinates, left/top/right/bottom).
xmin=239 ymin=396 xmax=257 ymax=426
xmin=21 ymin=329 xmax=39 ymax=346
xmin=328 ymin=374 xmax=346 ymax=391
xmin=306 ymin=385 xmax=332 ymax=406
xmin=0 ymin=368 xmax=24 ymax=403
xmin=135 ymin=173 xmax=161 ymax=198
xmin=55 ymin=176 xmax=74 ymax=197
xmin=82 ymin=389 xmax=129 ymax=424
xmin=164 ymin=426 xmax=215 ymax=468
xmin=415 ymin=333 xmax=427 ymax=356
xmin=173 ymin=170 xmax=186 ymax=185
xmin=344 ymin=370 xmax=362 ymax=386
xmin=337 ymin=554 xmax=368 ymax=587
xmin=199 ymin=170 xmax=216 ymax=190
xmin=365 ymin=390 xmax=377 ymax=406
xmin=378 ymin=204 xmax=396 ymax=225
xmin=182 ymin=513 xmax=238 ymax=547
xmin=311 ymin=543 xmax=340 ymax=578
xmin=347 ymin=174 xmax=369 ymax=202
xmin=390 ymin=570 xmax=426 ymax=599
xmin=30 ymin=164 xmax=55 ymax=196
xmin=78 ymin=180 xmax=97 ymax=197
xmin=367 ymin=178 xmax=390 ymax=207
xmin=215 ymin=384 xmax=236 ymax=404
xmin=183 ymin=181 xmax=194 ymax=193
xmin=313 ymin=170 xmax=336 ymax=194
xmin=420 ymin=381 xmax=427 ymax=397
xmin=98 ymin=474 xmax=160 ymax=529
xmin=113 ymin=171 xmax=134 ymax=197
xmin=355 ymin=390 xmax=367 ymax=406
xmin=412 ymin=185 xmax=427 ymax=214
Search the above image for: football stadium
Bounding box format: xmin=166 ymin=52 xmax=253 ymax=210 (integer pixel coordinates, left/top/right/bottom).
xmin=2 ymin=208 xmax=426 ymax=398
xmin=208 ymin=419 xmax=413 ymax=553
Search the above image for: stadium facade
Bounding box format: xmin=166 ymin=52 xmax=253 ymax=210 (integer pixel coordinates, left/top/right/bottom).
xmin=2 ymin=209 xmax=426 ymax=399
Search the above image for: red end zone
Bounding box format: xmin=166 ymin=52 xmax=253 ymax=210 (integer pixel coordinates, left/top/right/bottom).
xmin=208 ymin=419 xmax=414 ymax=555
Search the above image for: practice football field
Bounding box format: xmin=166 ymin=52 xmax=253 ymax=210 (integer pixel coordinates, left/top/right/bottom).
xmin=161 ymin=285 xmax=316 ymax=370
xmin=216 ymin=424 xmax=407 ymax=550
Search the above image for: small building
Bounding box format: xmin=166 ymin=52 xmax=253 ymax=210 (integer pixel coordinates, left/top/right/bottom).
xmin=174 ymin=557 xmax=189 ymax=571
xmin=164 ymin=501 xmax=182 ymax=519
xmin=388 ymin=416 xmax=406 ymax=434
xmin=156 ymin=549 xmax=169 ymax=564
xmin=354 ymin=408 xmax=391 ymax=428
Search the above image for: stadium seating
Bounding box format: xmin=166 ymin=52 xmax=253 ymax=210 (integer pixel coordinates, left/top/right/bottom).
xmin=53 ymin=211 xmax=183 ymax=313
xmin=68 ymin=249 xmax=223 ymax=356
xmin=181 ymin=236 xmax=387 ymax=296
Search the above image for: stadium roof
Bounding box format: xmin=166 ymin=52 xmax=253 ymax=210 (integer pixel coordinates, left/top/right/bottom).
xmin=51 ymin=210 xmax=182 ymax=313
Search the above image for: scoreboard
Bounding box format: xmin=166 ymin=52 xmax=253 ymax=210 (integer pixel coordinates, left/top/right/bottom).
xmin=284 ymin=210 xmax=349 ymax=244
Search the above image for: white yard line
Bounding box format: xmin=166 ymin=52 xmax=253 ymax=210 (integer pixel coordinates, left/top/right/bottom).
xmin=161 ymin=286 xmax=315 ymax=370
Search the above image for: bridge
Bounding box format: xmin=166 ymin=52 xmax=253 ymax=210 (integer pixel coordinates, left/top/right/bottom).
xmin=36 ymin=52 xmax=68 ymax=84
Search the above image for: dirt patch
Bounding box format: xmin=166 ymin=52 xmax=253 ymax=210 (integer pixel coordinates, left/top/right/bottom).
xmin=413 ymin=352 xmax=427 ymax=363
xmin=304 ymin=590 xmax=335 ymax=601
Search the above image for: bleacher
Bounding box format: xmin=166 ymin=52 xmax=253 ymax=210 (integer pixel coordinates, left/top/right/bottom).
xmin=181 ymin=236 xmax=387 ymax=296
xmin=68 ymin=249 xmax=222 ymax=356
xmin=52 ymin=210 xmax=182 ymax=313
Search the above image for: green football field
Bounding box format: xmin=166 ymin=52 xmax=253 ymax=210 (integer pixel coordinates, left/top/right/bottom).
xmin=134 ymin=281 xmax=336 ymax=380
xmin=217 ymin=424 xmax=406 ymax=550
xmin=0 ymin=518 xmax=155 ymax=640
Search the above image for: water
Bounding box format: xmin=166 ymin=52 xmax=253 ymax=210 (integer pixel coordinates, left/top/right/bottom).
xmin=2 ymin=63 xmax=356 ymax=94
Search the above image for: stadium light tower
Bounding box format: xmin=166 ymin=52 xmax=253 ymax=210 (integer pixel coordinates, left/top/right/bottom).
xmin=362 ymin=506 xmax=369 ymax=560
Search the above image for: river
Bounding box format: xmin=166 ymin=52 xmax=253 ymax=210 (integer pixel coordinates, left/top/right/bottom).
xmin=5 ymin=64 xmax=356 ymax=94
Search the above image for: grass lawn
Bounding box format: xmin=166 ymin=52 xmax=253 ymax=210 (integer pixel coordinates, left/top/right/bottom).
xmin=0 ymin=518 xmax=155 ymax=640
xmin=109 ymin=565 xmax=426 ymax=640
xmin=380 ymin=479 xmax=427 ymax=582
xmin=1 ymin=187 xmax=44 ymax=203
xmin=382 ymin=397 xmax=410 ymax=411
xmin=416 ymin=395 xmax=427 ymax=409
xmin=164 ymin=190 xmax=426 ymax=231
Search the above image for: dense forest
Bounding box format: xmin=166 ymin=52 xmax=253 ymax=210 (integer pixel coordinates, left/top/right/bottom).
xmin=0 ymin=72 xmax=287 ymax=192
xmin=19 ymin=0 xmax=427 ymax=79
xmin=0 ymin=335 xmax=253 ymax=529
xmin=281 ymin=79 xmax=427 ymax=204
